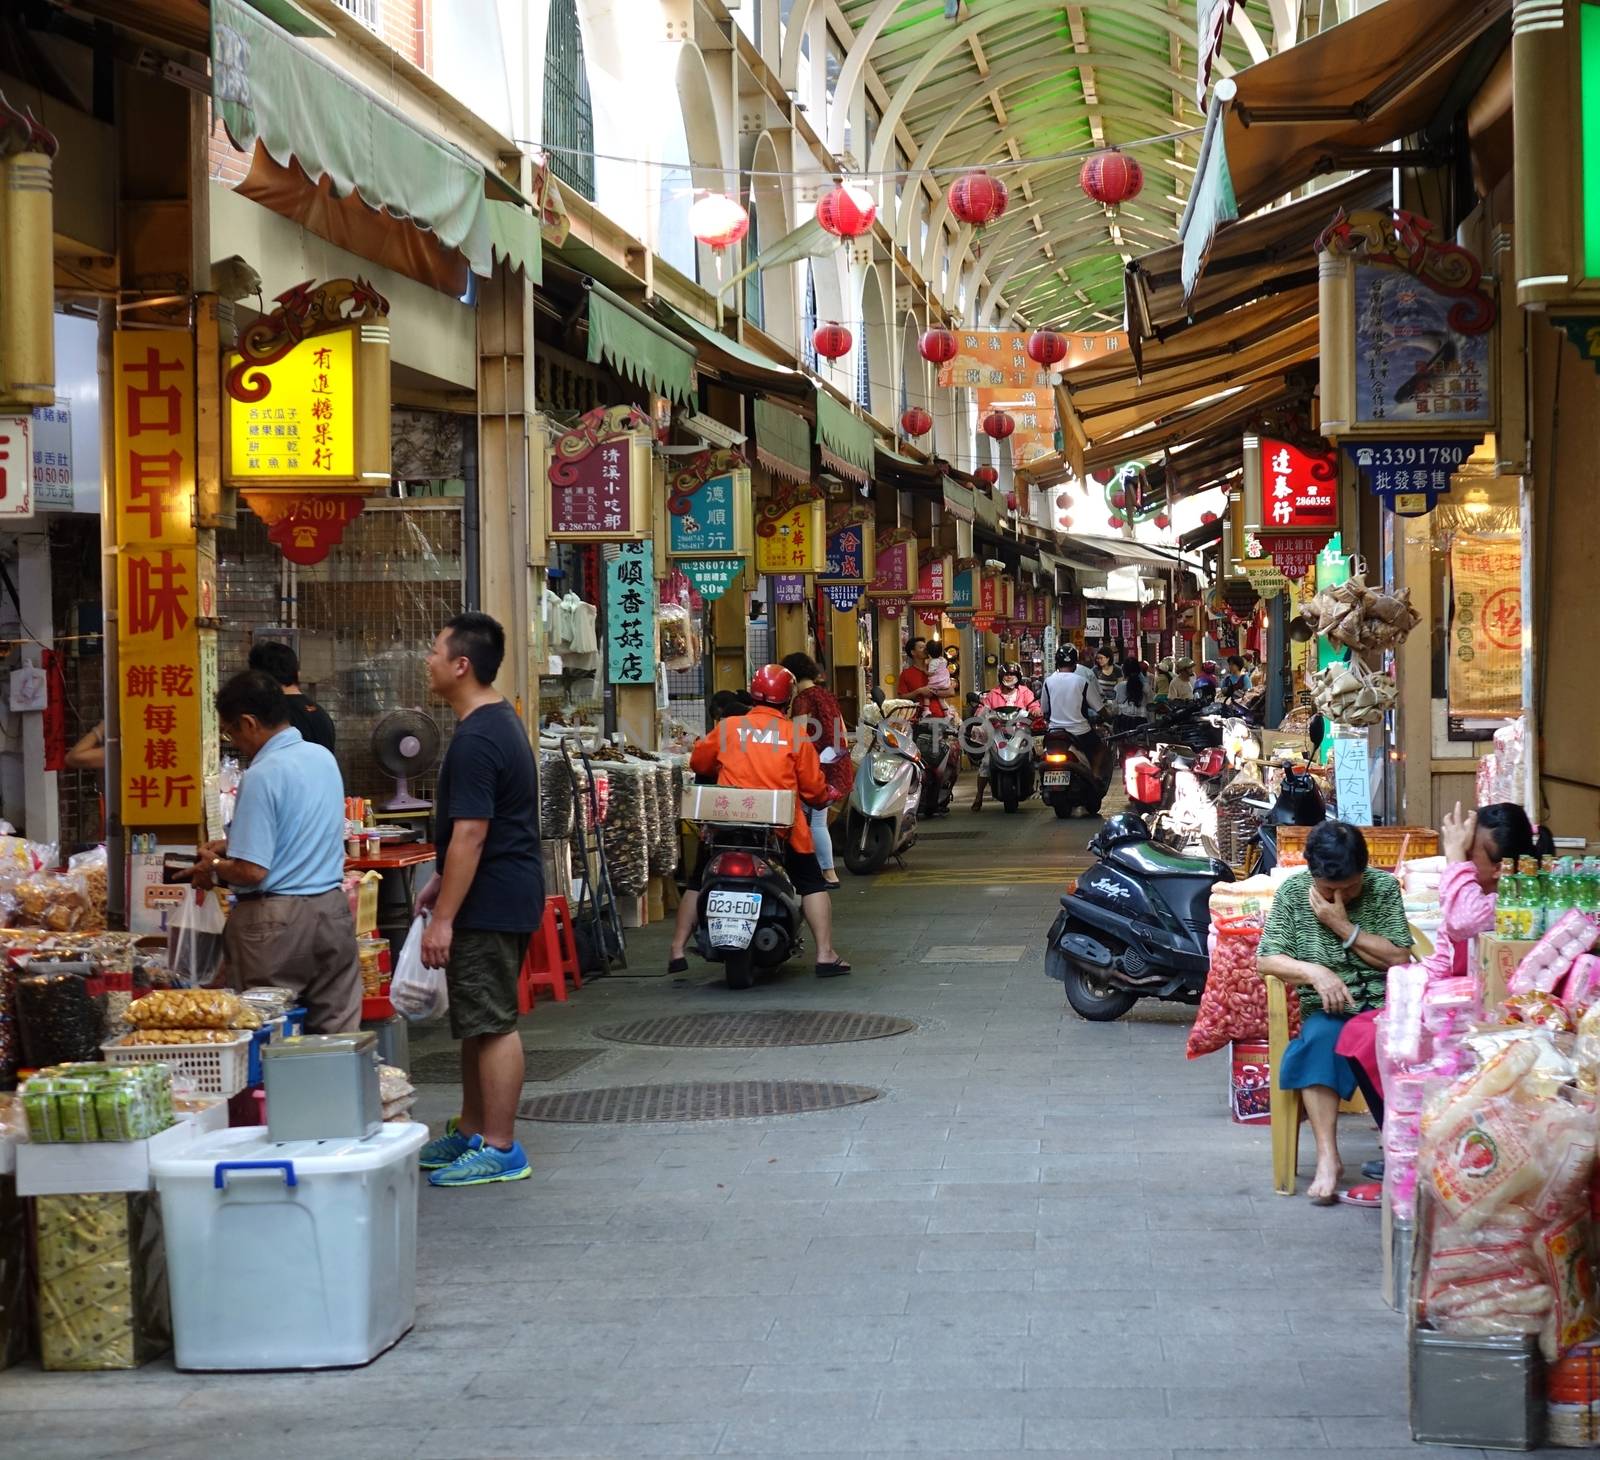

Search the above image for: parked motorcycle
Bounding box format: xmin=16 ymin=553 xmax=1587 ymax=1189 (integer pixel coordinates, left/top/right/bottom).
xmin=694 ymin=822 xmax=805 ymax=990
xmin=984 ymin=704 xmax=1042 ymax=814
xmin=1123 ymin=742 xmax=1230 ymax=858
xmin=1045 ymin=812 xmax=1235 ymax=1021
xmin=913 ymin=716 xmax=960 ymax=818
xmin=1039 ymin=724 xmax=1113 ymax=819
xmin=842 ymin=699 xmax=923 ymax=875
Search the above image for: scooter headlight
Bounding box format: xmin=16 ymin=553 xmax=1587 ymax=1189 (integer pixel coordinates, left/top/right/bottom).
xmin=872 ymin=759 xmax=897 ymax=785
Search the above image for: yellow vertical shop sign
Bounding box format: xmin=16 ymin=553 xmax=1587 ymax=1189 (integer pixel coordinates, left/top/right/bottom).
xmin=1449 ymin=535 xmax=1522 ymax=718
xmin=226 ymin=328 xmax=356 ymax=483
xmin=114 ymin=330 xmax=202 ymax=827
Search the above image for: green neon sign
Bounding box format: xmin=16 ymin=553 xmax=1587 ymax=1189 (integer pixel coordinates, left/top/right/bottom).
xmin=1584 ymin=3 xmax=1600 ymax=279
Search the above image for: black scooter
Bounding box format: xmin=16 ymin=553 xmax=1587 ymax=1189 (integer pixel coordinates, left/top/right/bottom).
xmin=695 ymin=824 xmax=804 ymax=990
xmin=1046 ymin=813 xmax=1232 ymax=1021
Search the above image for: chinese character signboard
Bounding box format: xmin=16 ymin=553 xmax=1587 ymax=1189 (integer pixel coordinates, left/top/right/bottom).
xmin=1344 ymin=440 xmax=1470 ymax=516
xmin=819 ymin=505 xmax=875 ymax=584
xmin=1317 ymin=211 xmax=1497 ymax=440
xmin=979 ymin=573 xmax=998 ymax=615
xmin=666 ymin=451 xmax=751 ymax=556
xmin=867 ymin=532 xmax=917 ymax=599
xmin=822 ymin=582 xmax=865 ymax=613
xmin=675 ymin=556 xmax=744 ymax=601
xmin=549 ymin=405 xmax=652 ymax=540
xmin=1140 ymin=604 xmax=1165 ymax=633
xmin=1254 ymin=437 xmax=1338 ymax=534
xmin=114 ymin=330 xmax=203 ymax=828
xmin=1265 ymin=534 xmax=1326 ymax=581
xmin=31 ymin=400 xmax=73 ymax=511
xmin=753 ymin=482 xmax=827 ymax=575
xmin=913 ymin=550 xmax=954 ymax=607
xmin=228 ymin=328 xmax=357 ymax=481
xmin=1449 ymin=534 xmax=1522 ymax=718
xmin=951 ymin=566 xmax=975 ymax=612
xmin=772 ymin=574 xmax=806 ymax=606
xmin=0 ymin=415 xmax=33 ymax=517
xmin=605 ymin=541 xmax=656 ymax=685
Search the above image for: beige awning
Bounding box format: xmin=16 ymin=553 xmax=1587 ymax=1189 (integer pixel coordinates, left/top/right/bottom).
xmin=1054 ymin=287 xmax=1318 ymax=478
xmin=1178 ymin=0 xmax=1509 ymax=300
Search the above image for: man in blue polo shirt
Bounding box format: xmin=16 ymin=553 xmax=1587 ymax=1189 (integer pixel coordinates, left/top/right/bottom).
xmin=188 ymin=670 xmax=360 ymax=1033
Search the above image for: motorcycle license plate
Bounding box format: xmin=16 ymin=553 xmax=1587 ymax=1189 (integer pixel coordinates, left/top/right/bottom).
xmin=706 ymin=891 xmax=761 ymax=949
xmin=1041 ymin=771 xmax=1069 ymax=787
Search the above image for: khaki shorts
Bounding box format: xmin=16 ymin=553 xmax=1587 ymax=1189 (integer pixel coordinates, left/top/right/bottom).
xmin=223 ymin=887 xmax=361 ymax=1034
xmin=446 ymin=929 xmax=529 ymax=1040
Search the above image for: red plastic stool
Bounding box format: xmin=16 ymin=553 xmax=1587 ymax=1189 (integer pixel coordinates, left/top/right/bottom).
xmin=517 ymin=896 xmax=584 ymax=1008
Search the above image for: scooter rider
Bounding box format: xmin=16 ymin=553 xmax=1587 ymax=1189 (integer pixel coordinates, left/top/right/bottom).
xmin=970 ymin=661 xmax=1041 ymax=812
xmin=1041 ymin=646 xmax=1108 ymax=779
xmin=688 ymin=665 xmax=852 ymax=979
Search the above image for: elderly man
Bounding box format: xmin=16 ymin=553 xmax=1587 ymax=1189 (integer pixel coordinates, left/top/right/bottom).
xmin=1257 ymin=821 xmax=1413 ymax=1204
xmin=188 ymin=670 xmax=360 ymax=1033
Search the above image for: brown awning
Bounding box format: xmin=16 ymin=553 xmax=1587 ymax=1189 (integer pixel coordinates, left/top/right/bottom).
xmin=1178 ymin=0 xmax=1509 ymax=302
xmin=1054 ymin=287 xmax=1318 ymax=478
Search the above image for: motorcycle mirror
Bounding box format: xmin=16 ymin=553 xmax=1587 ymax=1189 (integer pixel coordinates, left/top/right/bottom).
xmin=871 ymin=685 xmax=886 ymax=707
xmin=965 ymin=691 xmax=982 ymax=709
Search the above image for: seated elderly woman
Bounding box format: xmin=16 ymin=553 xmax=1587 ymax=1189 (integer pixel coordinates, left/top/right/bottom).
xmin=1257 ymin=822 xmax=1414 ymax=1204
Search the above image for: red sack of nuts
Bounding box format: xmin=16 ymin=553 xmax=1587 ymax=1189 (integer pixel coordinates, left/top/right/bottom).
xmin=1186 ymin=915 xmax=1301 ymax=1059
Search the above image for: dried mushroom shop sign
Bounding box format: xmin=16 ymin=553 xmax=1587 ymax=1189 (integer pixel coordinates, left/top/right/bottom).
xmin=115 ymin=331 xmax=206 ymax=827
xmin=1317 ymin=211 xmax=1497 ymax=441
xmin=605 ymin=541 xmax=656 ymax=685
xmin=548 ymin=405 xmax=653 ymax=540
xmin=223 ymin=278 xmax=393 ymax=564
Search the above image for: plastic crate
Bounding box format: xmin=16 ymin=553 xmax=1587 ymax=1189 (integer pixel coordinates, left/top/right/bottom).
xmin=246 ymin=1014 xmax=288 ymax=1088
xmin=284 ymin=1008 xmax=306 ymax=1037
xmin=1273 ymin=824 xmax=1438 ymax=871
xmin=101 ymin=1031 xmax=253 ymax=1097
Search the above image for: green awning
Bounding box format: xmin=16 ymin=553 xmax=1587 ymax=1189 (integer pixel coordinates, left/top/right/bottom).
xmin=584 ymin=281 xmax=696 ymax=405
xmin=816 ymin=392 xmax=874 ymax=484
xmin=942 ymin=481 xmax=976 ymax=524
xmin=660 ymin=307 xmax=810 ymax=400
xmin=212 ymin=0 xmax=497 ymax=275
xmin=753 ymin=399 xmax=812 ymax=485
xmin=1175 ymin=94 xmax=1239 ymax=306
xmin=487 ymin=201 xmax=542 ymax=283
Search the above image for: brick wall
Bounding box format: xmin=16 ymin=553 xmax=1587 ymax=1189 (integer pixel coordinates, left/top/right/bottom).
xmin=207 ymin=119 xmax=251 ymax=188
xmin=378 ymin=0 xmax=429 ymax=70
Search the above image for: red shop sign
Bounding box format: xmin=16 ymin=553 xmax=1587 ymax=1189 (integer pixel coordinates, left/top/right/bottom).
xmin=1259 ymin=437 xmax=1338 ymax=535
xmin=1267 ymin=533 xmax=1330 ymax=580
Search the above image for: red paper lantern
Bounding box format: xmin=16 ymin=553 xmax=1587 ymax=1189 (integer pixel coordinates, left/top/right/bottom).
xmin=1154 ymin=513 xmax=1170 ymax=529
xmin=973 ymin=464 xmax=1000 ymax=487
xmin=1025 ymin=329 xmax=1068 ymax=368
xmin=900 ymin=406 xmax=933 ymax=437
xmin=689 ymin=192 xmax=750 ymax=251
xmin=1005 ymin=491 xmax=1018 ymax=513
xmin=1111 ymin=490 xmax=1127 ymax=509
xmin=1089 ymin=468 xmax=1115 ymax=487
xmin=1057 ymin=512 xmax=1073 ymax=528
xmin=947 ymin=169 xmax=1009 ymax=227
xmin=1079 ymin=150 xmax=1144 ymax=211
xmin=1108 ymin=516 xmax=1124 ymax=530
xmin=1201 ymin=510 xmax=1218 ymax=524
xmin=816 ymin=182 xmax=877 ymax=239
xmin=918 ymin=327 xmax=958 ymax=365
xmin=812 ymin=321 xmax=852 ymax=360
xmin=982 ymin=409 xmax=1015 ymax=441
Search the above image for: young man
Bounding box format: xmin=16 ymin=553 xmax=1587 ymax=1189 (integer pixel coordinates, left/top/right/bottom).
xmin=415 ymin=613 xmax=544 ymax=1188
xmin=187 ymin=671 xmax=360 ymax=1033
xmin=248 ymin=640 xmax=337 ymax=753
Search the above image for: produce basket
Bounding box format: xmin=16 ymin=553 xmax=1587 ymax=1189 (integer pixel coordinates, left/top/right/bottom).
xmin=1273 ymin=824 xmax=1438 ymax=871
xmin=101 ymin=1030 xmax=252 ymax=1097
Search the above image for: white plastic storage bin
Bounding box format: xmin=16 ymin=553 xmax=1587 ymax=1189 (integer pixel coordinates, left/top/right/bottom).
xmin=150 ymin=1121 xmax=428 ymax=1370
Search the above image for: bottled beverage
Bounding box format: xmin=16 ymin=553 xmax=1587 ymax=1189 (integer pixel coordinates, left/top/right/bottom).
xmin=1516 ymin=856 xmax=1541 ymax=939
xmin=1536 ymin=855 xmax=1558 ymax=935
xmin=1494 ymin=860 xmax=1518 ymax=938
xmin=1582 ymin=858 xmax=1600 ymax=916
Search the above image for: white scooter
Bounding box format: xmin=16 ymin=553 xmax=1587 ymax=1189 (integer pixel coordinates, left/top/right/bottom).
xmin=842 ymin=698 xmax=923 ymax=875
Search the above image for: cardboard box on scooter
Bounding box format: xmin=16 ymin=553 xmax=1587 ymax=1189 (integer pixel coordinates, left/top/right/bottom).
xmin=681 ymin=787 xmax=796 ymax=828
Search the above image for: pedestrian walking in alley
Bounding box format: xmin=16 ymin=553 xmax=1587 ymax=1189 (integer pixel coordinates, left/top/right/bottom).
xmin=690 ymin=664 xmax=850 ymax=977
xmin=248 ymin=639 xmax=337 ymax=753
xmin=415 ymin=612 xmax=544 ymax=1188
xmin=1257 ymin=821 xmax=1413 ymax=1204
xmin=783 ymin=652 xmax=853 ymax=888
xmin=186 ymin=670 xmax=361 ymax=1034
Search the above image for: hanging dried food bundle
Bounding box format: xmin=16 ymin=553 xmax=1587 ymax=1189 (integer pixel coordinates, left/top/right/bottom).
xmin=1307 ymin=660 xmax=1398 ymax=727
xmin=1290 ymin=574 xmax=1420 ymax=651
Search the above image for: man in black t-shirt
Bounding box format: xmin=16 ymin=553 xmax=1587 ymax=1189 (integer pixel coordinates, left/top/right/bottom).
xmin=413 ymin=612 xmax=543 ymax=1189
xmin=248 ymin=641 xmax=337 ymax=754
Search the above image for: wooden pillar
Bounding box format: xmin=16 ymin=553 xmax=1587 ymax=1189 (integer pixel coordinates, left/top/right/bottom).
xmin=773 ymin=602 xmax=808 ymax=661
xmin=875 ymin=610 xmax=901 ymax=699
xmin=711 ymin=590 xmax=747 ymax=693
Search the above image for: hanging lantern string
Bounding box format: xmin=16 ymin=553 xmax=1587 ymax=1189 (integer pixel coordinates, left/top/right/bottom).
xmin=514 ymin=123 xmax=1202 ymax=186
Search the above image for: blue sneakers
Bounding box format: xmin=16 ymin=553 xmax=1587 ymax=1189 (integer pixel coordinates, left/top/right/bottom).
xmin=418 ymin=1117 xmax=470 ymax=1171
xmin=427 ymin=1133 xmax=532 ymax=1188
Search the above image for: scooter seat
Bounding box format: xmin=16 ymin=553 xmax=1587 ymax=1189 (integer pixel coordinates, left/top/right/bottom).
xmin=1108 ymin=838 xmax=1227 ymax=880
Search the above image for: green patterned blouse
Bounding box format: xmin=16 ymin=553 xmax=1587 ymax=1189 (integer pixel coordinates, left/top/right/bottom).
xmin=1257 ymin=867 xmax=1413 ymax=1017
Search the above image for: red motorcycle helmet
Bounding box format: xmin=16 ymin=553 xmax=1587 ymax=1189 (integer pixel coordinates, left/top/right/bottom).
xmin=748 ymin=663 xmax=796 ymax=708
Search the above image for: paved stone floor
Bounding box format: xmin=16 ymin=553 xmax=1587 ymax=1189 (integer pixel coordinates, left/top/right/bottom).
xmin=0 ymin=797 xmax=1560 ymax=1457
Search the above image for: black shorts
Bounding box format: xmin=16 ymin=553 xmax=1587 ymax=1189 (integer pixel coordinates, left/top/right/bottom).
xmin=784 ymin=848 xmax=829 ymax=896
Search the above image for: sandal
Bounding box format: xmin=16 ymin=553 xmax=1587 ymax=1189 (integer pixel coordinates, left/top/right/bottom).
xmin=667 ymin=957 xmax=689 ymax=975
xmin=1338 ymin=1183 xmax=1383 ymax=1208
xmin=815 ymin=959 xmax=852 ymax=979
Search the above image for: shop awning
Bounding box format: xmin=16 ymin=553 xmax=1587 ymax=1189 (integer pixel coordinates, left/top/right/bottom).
xmin=874 ymin=443 xmax=944 ymax=494
xmin=1054 ymin=287 xmax=1318 ymax=478
xmin=753 ymin=399 xmax=812 ymax=485
xmin=1066 ymin=536 xmax=1185 ymax=577
xmin=942 ymin=481 xmax=977 ymax=524
xmin=1179 ymin=516 xmax=1226 ymax=552
xmin=583 ymin=279 xmax=696 ymax=405
xmin=1127 ymin=172 xmax=1387 ymax=358
xmin=211 ymin=0 xmax=511 ymax=279
xmin=816 ymin=392 xmax=875 ymax=485
xmin=1143 ymin=433 xmax=1245 ymax=502
xmin=487 ymin=201 xmax=542 ymax=283
xmin=656 ymin=306 xmax=813 ymax=402
xmin=1178 ymin=0 xmax=1509 ymax=300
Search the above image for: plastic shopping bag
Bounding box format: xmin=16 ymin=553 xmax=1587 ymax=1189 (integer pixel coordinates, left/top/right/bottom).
xmin=167 ymin=890 xmax=227 ymax=987
xmin=390 ymin=914 xmax=449 ymax=1021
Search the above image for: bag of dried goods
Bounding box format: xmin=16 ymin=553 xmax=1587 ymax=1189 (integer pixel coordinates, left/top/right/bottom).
xmin=15 ymin=968 xmax=105 ymax=1067
xmin=125 ymin=988 xmax=255 ymax=1031
xmin=1186 ymin=915 xmax=1300 ymax=1058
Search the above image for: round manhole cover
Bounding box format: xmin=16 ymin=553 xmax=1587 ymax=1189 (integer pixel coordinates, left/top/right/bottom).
xmin=591 ymin=1010 xmax=916 ymax=1048
xmin=517 ymin=1080 xmax=884 ymax=1124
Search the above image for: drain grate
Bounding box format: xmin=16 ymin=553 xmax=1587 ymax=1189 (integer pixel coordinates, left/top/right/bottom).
xmin=411 ymin=1048 xmax=602 ymax=1084
xmin=518 ymin=1080 xmax=883 ymax=1124
xmin=591 ymin=1010 xmax=916 ymax=1048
